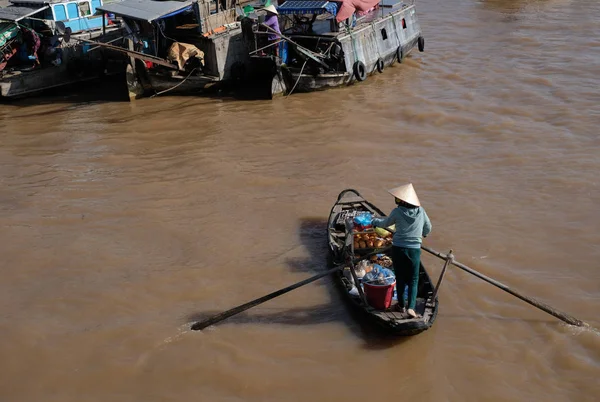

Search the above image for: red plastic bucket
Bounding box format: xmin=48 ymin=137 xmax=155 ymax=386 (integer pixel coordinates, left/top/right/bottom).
xmin=363 ymin=281 xmax=396 ymax=310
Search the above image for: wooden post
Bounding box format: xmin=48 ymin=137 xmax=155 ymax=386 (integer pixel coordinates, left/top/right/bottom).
xmin=431 ymin=249 xmax=453 ymax=302
xmin=348 ymin=232 xmax=368 ymax=305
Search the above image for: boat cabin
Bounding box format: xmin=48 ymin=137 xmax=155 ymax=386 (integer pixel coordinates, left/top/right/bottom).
xmin=96 ymin=0 xmax=248 ymax=98
xmin=1 ymin=0 xmax=113 ymax=34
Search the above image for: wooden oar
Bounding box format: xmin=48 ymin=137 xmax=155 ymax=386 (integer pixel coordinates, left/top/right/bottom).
xmin=191 ymin=246 xmax=393 ymax=331
xmin=421 ymin=245 xmax=590 ymax=328
xmin=191 ymin=266 xmax=341 ymax=331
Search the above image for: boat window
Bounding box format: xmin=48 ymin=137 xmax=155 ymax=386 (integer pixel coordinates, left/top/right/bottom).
xmin=53 ymin=5 xmax=68 ymax=21
xmin=91 ymin=0 xmax=102 ymax=14
xmin=67 ymin=3 xmax=79 ymax=19
xmin=78 ymin=2 xmax=91 ymax=17
xmin=381 ymin=28 xmax=387 ymax=40
xmin=402 ymin=18 xmax=406 ymax=29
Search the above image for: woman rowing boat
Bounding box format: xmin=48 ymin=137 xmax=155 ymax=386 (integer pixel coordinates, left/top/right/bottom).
xmin=372 ymin=184 xmax=432 ymax=318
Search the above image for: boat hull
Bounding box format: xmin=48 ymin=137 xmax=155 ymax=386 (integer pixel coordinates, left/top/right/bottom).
xmin=125 ymin=28 xmax=248 ymax=99
xmin=262 ymin=5 xmax=423 ymax=96
xmin=338 ymin=7 xmax=422 ymax=82
xmin=282 ymin=36 xmax=418 ymax=94
xmin=284 ymin=71 xmax=350 ymax=93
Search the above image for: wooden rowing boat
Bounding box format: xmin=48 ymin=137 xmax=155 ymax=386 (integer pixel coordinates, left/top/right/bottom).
xmin=327 ymin=189 xmax=439 ymax=336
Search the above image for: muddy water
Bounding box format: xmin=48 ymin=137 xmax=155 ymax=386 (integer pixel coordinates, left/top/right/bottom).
xmin=1 ymin=0 xmax=599 ymax=401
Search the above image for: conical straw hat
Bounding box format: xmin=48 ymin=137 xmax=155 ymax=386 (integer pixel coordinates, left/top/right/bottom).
xmin=264 ymin=4 xmax=278 ymax=14
xmin=387 ymin=183 xmax=421 ymax=207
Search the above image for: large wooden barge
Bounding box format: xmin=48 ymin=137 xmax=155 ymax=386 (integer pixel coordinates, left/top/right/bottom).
xmin=242 ymin=0 xmax=425 ymax=97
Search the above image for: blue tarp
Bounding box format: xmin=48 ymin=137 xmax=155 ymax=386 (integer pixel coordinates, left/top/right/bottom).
xmin=278 ymin=0 xmax=338 ymax=16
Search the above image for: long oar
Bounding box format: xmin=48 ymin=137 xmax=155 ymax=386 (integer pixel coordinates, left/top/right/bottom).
xmin=421 ymin=245 xmax=590 ymax=328
xmin=191 ymin=246 xmax=392 ymax=331
xmin=191 ymin=266 xmax=341 ymax=331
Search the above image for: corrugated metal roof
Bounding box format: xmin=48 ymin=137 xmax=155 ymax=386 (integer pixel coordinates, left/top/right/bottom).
xmin=0 ymin=5 xmax=47 ymax=21
xmin=9 ymin=0 xmax=57 ymax=4
xmin=97 ymin=0 xmax=194 ymax=22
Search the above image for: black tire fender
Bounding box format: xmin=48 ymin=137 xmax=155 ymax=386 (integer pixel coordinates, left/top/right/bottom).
xmin=418 ymin=36 xmax=425 ymax=52
xmin=376 ymin=58 xmax=384 ymax=73
xmin=396 ymin=47 xmax=403 ymax=63
xmin=353 ymin=60 xmax=367 ymax=81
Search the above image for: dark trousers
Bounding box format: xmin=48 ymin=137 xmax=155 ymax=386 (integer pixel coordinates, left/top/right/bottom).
xmin=391 ymin=246 xmax=421 ymax=310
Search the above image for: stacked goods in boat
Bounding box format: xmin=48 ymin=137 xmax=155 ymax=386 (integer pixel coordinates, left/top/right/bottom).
xmin=351 ymin=212 xmax=392 ymax=250
xmin=344 ymin=259 xmax=397 ymax=310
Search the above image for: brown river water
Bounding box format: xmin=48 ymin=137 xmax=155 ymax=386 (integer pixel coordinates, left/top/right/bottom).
xmin=1 ymin=0 xmax=599 ymax=401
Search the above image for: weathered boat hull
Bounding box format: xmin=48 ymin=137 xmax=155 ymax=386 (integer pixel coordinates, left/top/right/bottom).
xmin=337 ymin=6 xmax=422 ymax=82
xmin=269 ymin=5 xmax=423 ymax=96
xmin=281 ymin=37 xmax=419 ymax=94
xmin=282 ymin=71 xmax=349 ymax=93
xmin=146 ymin=74 xmax=220 ymax=94
xmin=327 ymin=189 xmax=439 ymax=336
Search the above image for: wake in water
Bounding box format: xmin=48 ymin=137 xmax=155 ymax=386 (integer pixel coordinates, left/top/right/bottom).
xmin=135 ymin=324 xmax=194 ymax=368
xmin=565 ymin=322 xmax=600 ymax=337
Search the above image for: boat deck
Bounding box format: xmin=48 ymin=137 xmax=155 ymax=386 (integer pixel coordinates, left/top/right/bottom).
xmin=365 ymin=298 xmax=434 ymax=324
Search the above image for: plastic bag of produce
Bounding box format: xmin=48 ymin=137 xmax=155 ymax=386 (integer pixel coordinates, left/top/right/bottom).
xmin=353 ymin=264 xmax=366 ymax=279
xmin=353 ymin=212 xmax=373 ymax=229
xmin=357 ymin=259 xmax=373 ymax=274
xmin=363 ymin=264 xmax=395 ymax=285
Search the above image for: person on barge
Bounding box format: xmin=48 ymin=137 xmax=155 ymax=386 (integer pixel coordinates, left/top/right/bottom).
xmin=262 ymin=4 xmax=280 ymax=56
xmin=372 ymin=183 xmax=432 ymax=318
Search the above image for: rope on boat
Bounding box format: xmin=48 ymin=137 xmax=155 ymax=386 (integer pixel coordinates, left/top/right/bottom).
xmin=258 ymin=24 xmax=325 ymax=62
xmin=347 ymin=24 xmax=359 ymax=64
xmin=286 ymin=36 xmax=324 ymax=97
xmin=150 ymin=68 xmax=197 ymax=98
xmin=249 ymin=39 xmax=284 ymax=55
xmin=421 ymin=245 xmax=591 ymax=328
xmin=372 ymin=9 xmax=384 ymax=71
xmin=86 ymin=35 xmax=125 ymax=52
xmin=389 ymin=13 xmax=402 ymax=54
xmin=286 ymin=59 xmax=308 ymax=97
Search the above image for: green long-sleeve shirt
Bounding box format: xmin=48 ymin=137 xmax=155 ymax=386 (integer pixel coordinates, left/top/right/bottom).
xmin=372 ymin=205 xmax=432 ymax=248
